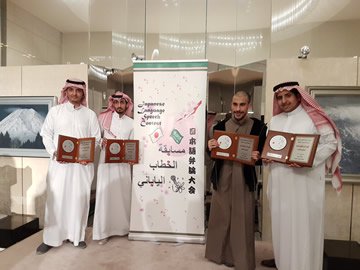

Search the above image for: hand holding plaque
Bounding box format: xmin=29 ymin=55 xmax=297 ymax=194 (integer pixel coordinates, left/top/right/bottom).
xmin=105 ymin=139 xmax=139 ymax=164
xmin=57 ymin=135 xmax=95 ymax=163
xmin=210 ymin=130 xmax=259 ymax=165
xmin=261 ymin=130 xmax=320 ymax=167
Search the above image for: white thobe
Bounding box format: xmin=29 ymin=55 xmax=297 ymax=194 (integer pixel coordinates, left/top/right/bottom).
xmin=93 ymin=113 xmax=134 ymax=240
xmin=40 ymin=101 xmax=101 ymax=247
xmin=267 ymin=105 xmax=337 ymax=270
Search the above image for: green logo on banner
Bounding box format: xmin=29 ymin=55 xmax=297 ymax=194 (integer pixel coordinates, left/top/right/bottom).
xmin=171 ymin=129 xmax=183 ymax=144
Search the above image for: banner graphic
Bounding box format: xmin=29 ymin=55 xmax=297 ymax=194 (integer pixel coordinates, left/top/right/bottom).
xmin=129 ymin=60 xmax=208 ymax=243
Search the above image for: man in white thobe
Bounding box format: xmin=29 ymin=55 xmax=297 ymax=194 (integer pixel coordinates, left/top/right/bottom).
xmin=263 ymin=81 xmax=342 ymax=270
xmin=93 ymin=91 xmax=134 ymax=244
xmin=36 ymin=79 xmax=101 ymax=254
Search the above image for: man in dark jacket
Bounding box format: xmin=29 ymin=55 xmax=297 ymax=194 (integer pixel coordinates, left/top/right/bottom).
xmin=205 ymin=91 xmax=267 ymax=270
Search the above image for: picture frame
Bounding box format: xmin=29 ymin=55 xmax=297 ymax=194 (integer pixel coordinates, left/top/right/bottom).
xmin=0 ymin=96 xmax=58 ymax=158
xmin=308 ymin=86 xmax=360 ymax=182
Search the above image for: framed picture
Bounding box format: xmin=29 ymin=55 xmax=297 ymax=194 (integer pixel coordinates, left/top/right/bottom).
xmin=308 ymin=86 xmax=360 ymax=181
xmin=0 ymin=96 xmax=57 ymax=158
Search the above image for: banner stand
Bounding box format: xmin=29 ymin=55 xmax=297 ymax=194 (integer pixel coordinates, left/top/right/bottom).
xmin=129 ymin=60 xmax=208 ymax=244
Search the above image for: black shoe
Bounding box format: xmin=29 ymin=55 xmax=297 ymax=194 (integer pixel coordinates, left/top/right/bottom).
xmin=75 ymin=241 xmax=87 ymax=249
xmin=261 ymin=258 xmax=276 ymax=268
xmin=36 ymin=243 xmax=52 ymax=255
xmin=223 ymin=262 xmax=234 ymax=267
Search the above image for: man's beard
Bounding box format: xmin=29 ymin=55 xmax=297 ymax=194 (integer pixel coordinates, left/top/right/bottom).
xmin=233 ymin=111 xmax=246 ymax=121
xmin=115 ymin=109 xmax=125 ymax=116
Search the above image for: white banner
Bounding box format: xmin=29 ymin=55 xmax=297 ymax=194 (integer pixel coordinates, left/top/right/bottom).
xmin=129 ymin=60 xmax=208 ymax=243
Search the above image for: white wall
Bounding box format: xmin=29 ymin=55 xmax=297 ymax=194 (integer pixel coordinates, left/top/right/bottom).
xmin=6 ymin=2 xmax=62 ymax=66
xmin=62 ymin=32 xmax=113 ymax=68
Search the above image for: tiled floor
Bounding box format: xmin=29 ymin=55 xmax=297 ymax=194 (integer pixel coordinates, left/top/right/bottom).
xmin=0 ymin=229 xmax=274 ymax=270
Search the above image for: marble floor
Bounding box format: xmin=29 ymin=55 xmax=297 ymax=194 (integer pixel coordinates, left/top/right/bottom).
xmin=0 ymin=229 xmax=274 ymax=270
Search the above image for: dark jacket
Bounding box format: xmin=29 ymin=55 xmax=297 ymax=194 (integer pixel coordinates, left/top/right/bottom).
xmin=210 ymin=117 xmax=267 ymax=192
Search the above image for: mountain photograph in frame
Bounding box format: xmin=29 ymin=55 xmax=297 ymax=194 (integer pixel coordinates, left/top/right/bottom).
xmin=0 ymin=96 xmax=57 ymax=157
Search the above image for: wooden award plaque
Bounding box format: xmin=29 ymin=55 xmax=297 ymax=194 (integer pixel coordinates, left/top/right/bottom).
xmin=57 ymin=135 xmax=95 ymax=163
xmin=105 ymin=139 xmax=139 ymax=164
xmin=211 ymin=130 xmax=259 ymax=165
xmin=261 ymin=130 xmax=320 ymax=167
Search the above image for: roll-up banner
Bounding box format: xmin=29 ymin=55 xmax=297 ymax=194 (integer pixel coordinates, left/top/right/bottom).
xmin=129 ymin=60 xmax=208 ymax=243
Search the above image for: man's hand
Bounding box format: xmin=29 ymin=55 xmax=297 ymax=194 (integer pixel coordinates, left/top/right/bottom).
xmin=79 ymin=161 xmax=89 ymax=165
xmin=262 ymin=158 xmax=274 ymax=165
xmin=251 ymin=150 xmax=260 ymax=161
xmin=54 ymin=151 xmax=68 ymax=164
xmin=208 ymin=138 xmax=219 ymax=151
xmin=101 ymin=138 xmax=108 ymax=149
xmin=288 ymin=163 xmax=301 ymax=168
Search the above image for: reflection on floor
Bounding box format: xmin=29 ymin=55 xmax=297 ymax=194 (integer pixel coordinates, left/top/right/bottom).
xmin=0 ymin=228 xmax=275 ymax=270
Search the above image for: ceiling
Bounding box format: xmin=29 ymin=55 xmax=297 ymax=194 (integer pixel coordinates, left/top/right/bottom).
xmin=9 ymin=0 xmax=360 ymax=33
